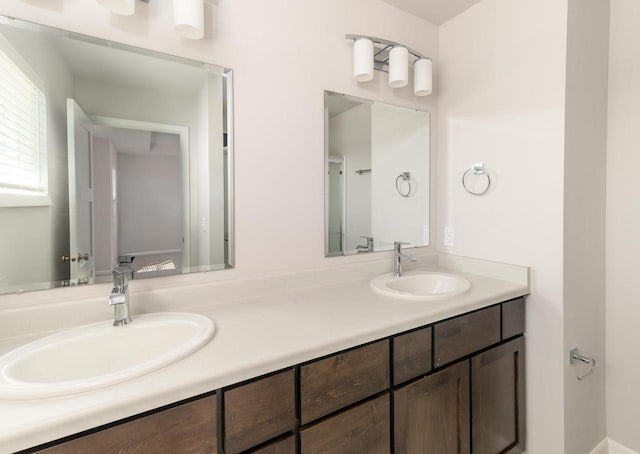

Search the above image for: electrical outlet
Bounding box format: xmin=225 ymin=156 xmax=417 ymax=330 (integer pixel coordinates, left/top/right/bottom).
xmin=444 ymin=227 xmax=455 ymax=247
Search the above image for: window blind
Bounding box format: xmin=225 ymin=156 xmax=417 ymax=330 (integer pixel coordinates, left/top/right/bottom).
xmin=0 ymin=38 xmax=47 ymax=194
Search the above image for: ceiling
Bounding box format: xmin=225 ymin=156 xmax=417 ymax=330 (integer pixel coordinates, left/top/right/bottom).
xmin=379 ymin=0 xmax=483 ymax=25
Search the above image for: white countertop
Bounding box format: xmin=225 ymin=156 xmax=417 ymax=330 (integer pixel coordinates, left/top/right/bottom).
xmin=0 ymin=255 xmax=529 ymax=453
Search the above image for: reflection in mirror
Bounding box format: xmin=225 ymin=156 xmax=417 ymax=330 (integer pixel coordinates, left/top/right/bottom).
xmin=0 ymin=16 xmax=233 ymax=294
xmin=324 ymin=91 xmax=429 ymax=257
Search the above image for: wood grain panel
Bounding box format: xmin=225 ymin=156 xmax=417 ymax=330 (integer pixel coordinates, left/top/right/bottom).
xmin=300 ymin=340 xmax=390 ymax=424
xmin=394 ymin=361 xmax=470 ymax=454
xmin=502 ymin=298 xmax=526 ymax=339
xmin=300 ymin=394 xmax=390 ymax=454
xmin=37 ymin=395 xmax=217 ymax=454
xmin=472 ymin=336 xmax=525 ymax=454
xmin=225 ymin=370 xmax=296 ymax=454
xmin=433 ymin=305 xmax=501 ymax=367
xmin=249 ymin=435 xmax=296 ymax=454
xmin=393 ymin=326 xmax=432 ymax=385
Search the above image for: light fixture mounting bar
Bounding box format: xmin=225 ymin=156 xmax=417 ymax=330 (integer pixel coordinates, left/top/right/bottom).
xmin=345 ymin=34 xmax=430 ymax=61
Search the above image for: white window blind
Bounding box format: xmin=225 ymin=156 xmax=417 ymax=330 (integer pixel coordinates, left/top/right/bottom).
xmin=0 ymin=35 xmax=47 ymax=196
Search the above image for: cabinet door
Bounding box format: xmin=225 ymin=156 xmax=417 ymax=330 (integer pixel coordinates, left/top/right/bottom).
xmin=300 ymin=394 xmax=390 ymax=454
xmin=36 ymin=395 xmax=217 ymax=453
xmin=471 ymin=336 xmax=525 ymax=454
xmin=394 ymin=361 xmax=470 ymax=454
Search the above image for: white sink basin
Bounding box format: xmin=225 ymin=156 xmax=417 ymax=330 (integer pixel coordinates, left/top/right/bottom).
xmin=0 ymin=312 xmax=215 ymax=400
xmin=371 ymin=271 xmax=471 ymax=301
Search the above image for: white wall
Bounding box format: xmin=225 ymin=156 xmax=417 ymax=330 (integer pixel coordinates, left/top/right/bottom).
xmin=117 ymin=153 xmax=182 ymax=256
xmin=371 ymin=102 xmax=429 ymax=247
xmin=0 ymin=25 xmax=73 ymax=287
xmin=438 ymin=1 xmax=568 ymax=452
xmin=606 ymin=0 xmax=640 ymax=451
xmin=563 ymin=1 xmax=609 ymax=453
xmin=329 ymin=103 xmax=372 ymax=251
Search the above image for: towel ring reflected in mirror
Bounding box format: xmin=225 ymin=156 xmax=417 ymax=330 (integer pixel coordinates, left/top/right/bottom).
xmin=462 ymin=162 xmax=491 ymax=196
xmin=396 ymin=171 xmax=413 ymax=198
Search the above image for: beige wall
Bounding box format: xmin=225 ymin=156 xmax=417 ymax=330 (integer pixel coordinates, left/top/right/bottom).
xmin=563 ymin=1 xmax=609 ymax=453
xmin=438 ymin=0 xmax=568 ymax=452
xmin=607 ymin=0 xmax=640 ymax=451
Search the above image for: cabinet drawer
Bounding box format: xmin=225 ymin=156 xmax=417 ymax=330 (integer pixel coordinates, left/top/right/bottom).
xmin=433 ymin=305 xmax=500 ymax=368
xmin=300 ymin=394 xmax=390 ymax=454
xmin=248 ymin=435 xmax=296 ymax=454
xmin=393 ymin=326 xmax=432 ymax=385
xmin=502 ymin=297 xmax=525 ymax=339
xmin=36 ymin=395 xmax=217 ymax=454
xmin=224 ymin=370 xmax=296 ymax=454
xmin=300 ymin=340 xmax=389 ymax=424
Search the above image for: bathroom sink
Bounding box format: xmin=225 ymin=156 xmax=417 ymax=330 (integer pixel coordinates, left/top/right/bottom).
xmin=370 ymin=271 xmax=471 ymax=301
xmin=0 ymin=312 xmax=215 ymax=400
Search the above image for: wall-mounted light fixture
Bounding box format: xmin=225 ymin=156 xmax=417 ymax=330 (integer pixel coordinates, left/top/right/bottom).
xmin=173 ymin=0 xmax=205 ymax=40
xmin=96 ymin=0 xmax=208 ymax=41
xmin=346 ymin=34 xmax=433 ymax=96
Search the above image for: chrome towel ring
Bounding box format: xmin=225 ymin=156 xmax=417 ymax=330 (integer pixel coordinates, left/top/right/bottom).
xmin=462 ymin=162 xmax=491 ymax=196
xmin=396 ymin=172 xmax=413 ymax=197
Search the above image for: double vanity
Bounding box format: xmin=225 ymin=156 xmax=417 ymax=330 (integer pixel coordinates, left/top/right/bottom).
xmin=0 ymin=13 xmax=528 ymax=454
xmin=0 ymin=254 xmax=528 ymax=453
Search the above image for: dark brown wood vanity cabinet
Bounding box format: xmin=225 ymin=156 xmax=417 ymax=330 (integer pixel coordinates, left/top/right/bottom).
xmin=33 ymin=394 xmax=218 ymax=454
xmin=393 ymin=297 xmax=525 ymax=454
xmin=25 ymin=298 xmax=525 ymax=454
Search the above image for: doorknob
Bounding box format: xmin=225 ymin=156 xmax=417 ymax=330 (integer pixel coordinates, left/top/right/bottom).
xmin=77 ymin=253 xmax=89 ymax=262
xmin=61 ymin=255 xmax=75 ymax=263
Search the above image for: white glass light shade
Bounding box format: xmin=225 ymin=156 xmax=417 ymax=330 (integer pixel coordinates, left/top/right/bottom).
xmin=97 ymin=0 xmax=135 ymax=16
xmin=389 ymin=46 xmax=409 ymax=88
xmin=413 ymin=58 xmax=433 ymax=96
xmin=353 ymin=38 xmax=374 ymax=82
xmin=173 ymin=0 xmax=205 ymax=40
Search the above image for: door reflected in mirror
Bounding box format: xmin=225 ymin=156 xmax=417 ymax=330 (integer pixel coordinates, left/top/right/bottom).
xmin=0 ymin=16 xmax=233 ymax=294
xmin=324 ymin=91 xmax=430 ymax=257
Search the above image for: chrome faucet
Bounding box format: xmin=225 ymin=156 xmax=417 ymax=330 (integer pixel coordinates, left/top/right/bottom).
xmin=109 ymin=265 xmax=132 ymax=326
xmin=394 ymin=241 xmax=416 ymax=277
xmin=356 ymin=236 xmax=374 ymax=253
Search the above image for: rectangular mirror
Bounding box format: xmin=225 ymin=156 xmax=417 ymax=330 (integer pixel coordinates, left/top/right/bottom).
xmin=0 ymin=16 xmax=233 ymax=294
xmin=324 ymin=91 xmax=429 ymax=256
